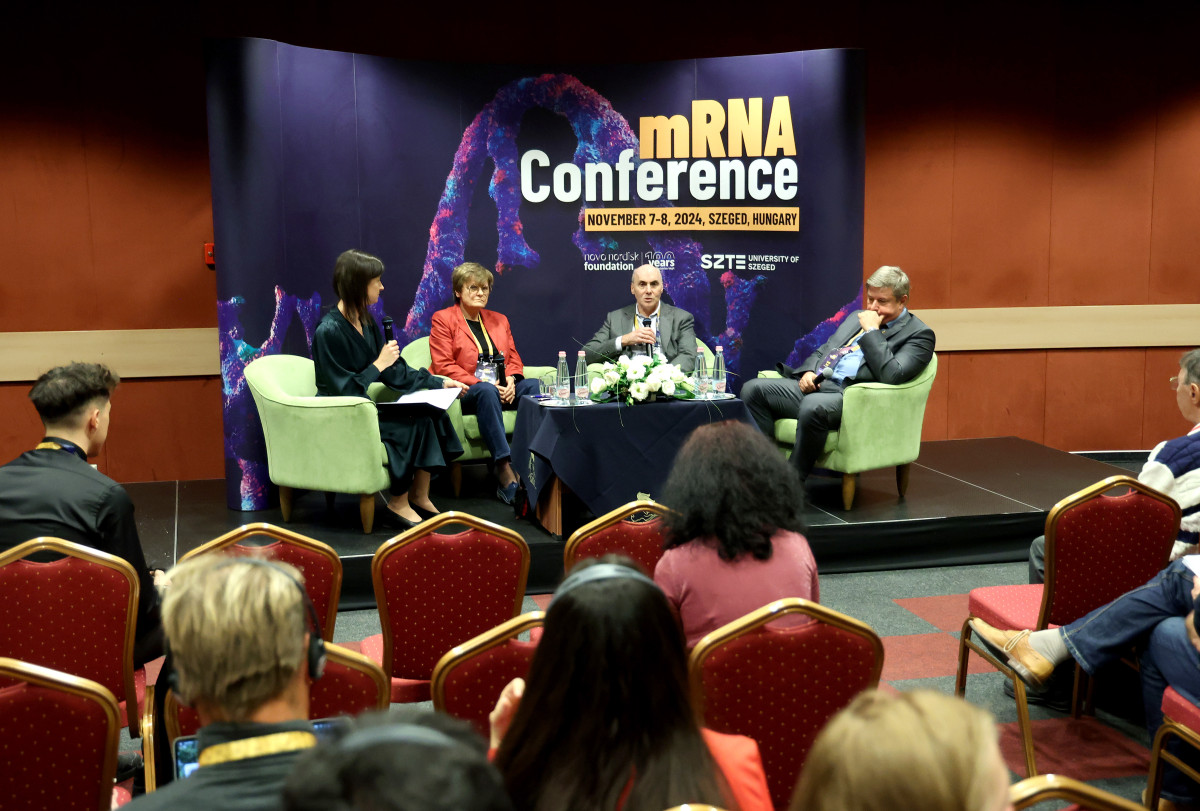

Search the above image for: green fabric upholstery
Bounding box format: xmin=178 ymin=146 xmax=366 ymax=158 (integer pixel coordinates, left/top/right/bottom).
xmin=400 ymin=337 xmax=555 ymax=464
xmin=758 ymin=354 xmax=938 ymax=507
xmin=243 ymin=354 xmax=390 ymax=496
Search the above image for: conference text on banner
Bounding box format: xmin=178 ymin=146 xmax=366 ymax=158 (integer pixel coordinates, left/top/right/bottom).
xmin=583 ymin=207 xmax=800 ymax=232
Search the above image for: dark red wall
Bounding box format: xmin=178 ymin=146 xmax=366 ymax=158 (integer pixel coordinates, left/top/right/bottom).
xmin=2 ymin=3 xmax=1197 ymax=482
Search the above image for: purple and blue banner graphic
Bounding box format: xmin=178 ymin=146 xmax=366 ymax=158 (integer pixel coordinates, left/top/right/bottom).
xmin=207 ymin=39 xmax=864 ymax=509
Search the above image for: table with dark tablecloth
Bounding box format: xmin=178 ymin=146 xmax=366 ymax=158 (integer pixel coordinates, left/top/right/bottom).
xmin=510 ymin=396 xmax=753 ymax=530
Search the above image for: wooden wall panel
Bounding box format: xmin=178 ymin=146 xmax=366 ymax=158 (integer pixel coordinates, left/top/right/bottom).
xmin=946 ymin=7 xmax=1055 ymax=308
xmin=104 ymin=377 xmax=225 ymax=483
xmin=1148 ymin=90 xmax=1200 ymax=304
xmin=0 ymin=384 xmax=48 ymax=462
xmin=861 ymin=3 xmax=955 ymax=309
xmin=920 ymin=359 xmax=949 ymax=442
xmin=1144 ymin=348 xmax=1195 ymax=449
xmin=944 ymin=351 xmax=1046 ymax=444
xmin=1044 ymin=349 xmax=1145 ymax=452
xmin=1045 ymin=10 xmax=1158 ymax=306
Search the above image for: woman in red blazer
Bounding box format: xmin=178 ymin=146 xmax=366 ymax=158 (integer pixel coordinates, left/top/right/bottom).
xmin=429 ymin=262 xmax=542 ymax=504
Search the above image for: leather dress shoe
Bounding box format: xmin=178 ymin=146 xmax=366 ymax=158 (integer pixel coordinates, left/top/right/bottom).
xmin=496 ymin=481 xmax=520 ymax=505
xmin=377 ymin=508 xmax=418 ymax=532
xmin=969 ymin=618 xmax=1055 ymax=689
xmin=411 ymin=504 xmax=440 ymax=522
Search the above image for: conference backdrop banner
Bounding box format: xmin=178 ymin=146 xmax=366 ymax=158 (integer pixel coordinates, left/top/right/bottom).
xmin=207 ymin=38 xmax=865 ymax=510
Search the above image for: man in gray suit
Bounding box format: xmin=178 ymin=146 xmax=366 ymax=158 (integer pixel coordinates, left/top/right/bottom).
xmin=742 ymin=266 xmax=936 ymax=483
xmin=583 ymin=264 xmax=697 ymax=373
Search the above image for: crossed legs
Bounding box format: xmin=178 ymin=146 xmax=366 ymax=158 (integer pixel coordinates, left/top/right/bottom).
xmin=741 ymin=376 xmax=844 ymax=480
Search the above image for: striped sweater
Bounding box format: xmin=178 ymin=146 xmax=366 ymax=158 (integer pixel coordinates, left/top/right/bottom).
xmin=1140 ymin=424 xmax=1200 ymax=558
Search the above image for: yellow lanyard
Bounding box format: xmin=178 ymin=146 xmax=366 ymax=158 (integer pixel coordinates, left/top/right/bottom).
xmin=464 ymin=314 xmax=495 ymax=356
xmin=197 ymin=731 xmax=317 ymax=768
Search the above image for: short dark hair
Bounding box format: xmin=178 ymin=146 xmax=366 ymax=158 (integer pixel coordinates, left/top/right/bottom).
xmin=28 ymin=363 xmax=119 ymax=424
xmin=282 ymin=709 xmax=512 ymax=811
xmin=661 ymin=421 xmax=807 ymax=561
xmin=332 ymin=249 xmax=384 ymax=325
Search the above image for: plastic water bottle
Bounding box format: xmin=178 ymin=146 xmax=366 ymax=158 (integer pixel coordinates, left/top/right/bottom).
xmin=574 ymin=351 xmax=589 ymax=403
xmin=694 ymin=352 xmax=710 ymax=398
xmin=713 ymin=346 xmax=726 ymax=394
xmin=555 ymin=351 xmax=570 ymax=402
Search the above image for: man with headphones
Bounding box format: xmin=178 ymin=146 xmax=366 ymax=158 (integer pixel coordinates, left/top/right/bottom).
xmin=128 ymin=555 xmax=325 ymax=810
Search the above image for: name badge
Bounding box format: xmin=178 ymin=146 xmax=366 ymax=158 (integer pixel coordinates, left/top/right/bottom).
xmin=475 ymin=361 xmax=499 ymax=383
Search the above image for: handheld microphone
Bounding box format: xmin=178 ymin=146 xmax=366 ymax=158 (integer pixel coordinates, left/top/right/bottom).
xmin=382 ymin=316 xmax=395 ymax=344
xmin=496 ymin=352 xmax=507 ymax=387
xmin=642 ymin=317 xmax=653 ymax=347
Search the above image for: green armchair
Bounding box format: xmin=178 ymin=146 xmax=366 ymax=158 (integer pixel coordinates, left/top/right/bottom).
xmin=759 ymin=353 xmax=938 ymax=510
xmin=399 ymin=337 xmax=556 ymax=495
xmin=244 ymin=354 xmax=391 ymax=533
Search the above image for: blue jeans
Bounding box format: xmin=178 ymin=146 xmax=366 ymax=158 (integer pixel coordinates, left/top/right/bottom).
xmin=461 ymin=378 xmax=541 ymax=462
xmin=1060 ymin=559 xmax=1200 ymax=804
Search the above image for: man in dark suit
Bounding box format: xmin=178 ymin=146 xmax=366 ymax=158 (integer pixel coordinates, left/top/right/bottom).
xmin=742 ymin=266 xmax=936 ymax=482
xmin=582 ymin=263 xmax=697 ymax=373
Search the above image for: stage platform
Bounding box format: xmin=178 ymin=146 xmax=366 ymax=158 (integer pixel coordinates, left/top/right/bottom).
xmin=127 ymin=437 xmax=1141 ymax=606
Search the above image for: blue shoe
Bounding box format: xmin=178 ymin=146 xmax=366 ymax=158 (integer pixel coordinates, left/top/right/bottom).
xmin=496 ymin=481 xmax=520 ymax=505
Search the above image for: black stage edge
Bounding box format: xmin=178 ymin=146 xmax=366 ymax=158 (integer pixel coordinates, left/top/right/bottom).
xmin=126 ymin=437 xmax=1143 ymax=606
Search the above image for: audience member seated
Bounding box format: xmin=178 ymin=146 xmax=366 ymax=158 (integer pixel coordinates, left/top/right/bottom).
xmin=129 ymin=555 xmax=323 ymax=810
xmin=789 ymin=689 xmax=1013 ymax=811
xmin=313 ymin=249 xmax=466 ymax=529
xmin=971 ymin=561 xmax=1200 ymax=811
xmin=1028 ymin=347 xmax=1200 ymax=584
xmin=282 ymin=709 xmax=513 ymax=811
xmin=489 ymin=556 xmax=772 ymax=811
xmin=655 ymin=421 xmax=818 ymax=648
xmin=429 ymin=261 xmax=542 ymax=505
xmin=0 ymin=361 xmax=166 ymax=666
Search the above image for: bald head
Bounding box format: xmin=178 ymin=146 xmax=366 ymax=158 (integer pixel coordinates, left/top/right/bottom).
xmin=630 ymin=264 xmax=663 ymax=317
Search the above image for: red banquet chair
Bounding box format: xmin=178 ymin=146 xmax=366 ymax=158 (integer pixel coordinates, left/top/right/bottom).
xmin=0 ymin=537 xmax=145 ymax=734
xmin=955 ymin=475 xmax=1180 ymax=777
xmin=180 ymin=522 xmax=343 ymax=640
xmin=431 ymin=611 xmax=544 ymax=738
xmin=563 ymin=500 xmax=675 ymax=576
xmin=161 ymin=642 xmax=388 ymax=749
xmin=689 ymin=598 xmax=884 ymax=811
xmin=0 ymin=656 xmax=130 ymax=810
xmin=358 ymin=512 xmax=530 ymax=703
xmin=1009 ymin=774 xmax=1145 ymax=810
xmin=1147 ymin=686 xmax=1200 ymax=808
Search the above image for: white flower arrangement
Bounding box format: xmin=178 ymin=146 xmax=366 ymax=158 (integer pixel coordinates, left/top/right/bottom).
xmin=590 ymin=354 xmax=695 ymax=405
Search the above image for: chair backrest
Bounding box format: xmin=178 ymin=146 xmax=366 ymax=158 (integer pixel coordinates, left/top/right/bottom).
xmin=0 ymin=657 xmax=121 ymax=811
xmin=373 ymin=512 xmax=530 ymax=681
xmin=180 ymin=523 xmax=343 ymax=640
xmin=165 ymin=643 xmax=389 ymax=743
xmin=696 ymin=338 xmax=716 ymax=369
xmin=1010 ymin=774 xmax=1145 ymax=810
xmin=310 ymin=643 xmax=391 ymax=719
xmin=0 ymin=538 xmax=140 ymax=732
xmin=431 ymin=612 xmax=543 ymax=738
xmin=400 ymin=336 xmax=432 ymax=370
xmin=244 ymin=353 xmax=319 ymax=400
xmin=1041 ymin=476 xmax=1180 ymax=628
xmin=689 ymin=599 xmax=884 ymax=811
xmin=564 ymin=500 xmax=675 ymax=575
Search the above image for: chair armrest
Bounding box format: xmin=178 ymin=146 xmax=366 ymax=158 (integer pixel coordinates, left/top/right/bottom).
xmin=524 ymin=366 xmax=557 ymax=387
xmin=757 ymin=370 xmax=784 ymax=379
xmin=253 ymin=395 xmax=389 ymax=492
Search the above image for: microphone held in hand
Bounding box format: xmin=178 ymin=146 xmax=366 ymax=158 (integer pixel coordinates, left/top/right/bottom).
xmin=382 ymin=316 xmax=395 ymax=344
